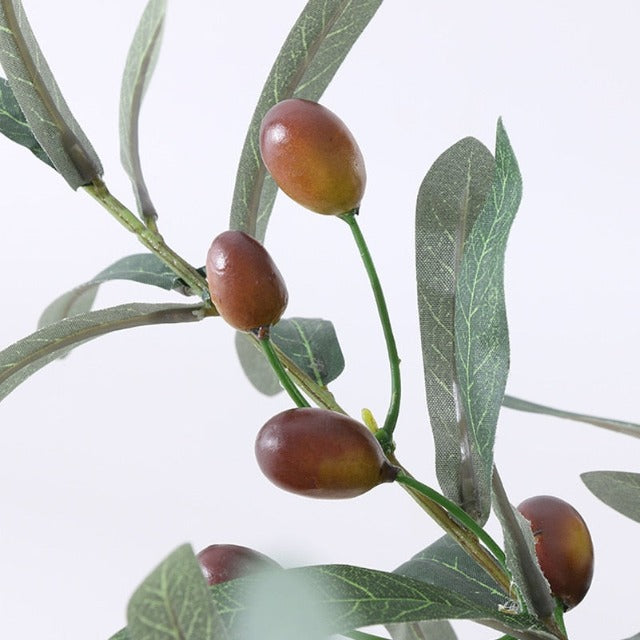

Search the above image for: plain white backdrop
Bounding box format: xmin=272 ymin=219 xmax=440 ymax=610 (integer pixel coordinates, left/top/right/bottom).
xmin=1 ymin=1 xmax=639 ymax=638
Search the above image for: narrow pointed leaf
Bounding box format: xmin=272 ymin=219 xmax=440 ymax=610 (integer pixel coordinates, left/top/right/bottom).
xmin=229 ymin=0 xmax=382 ymax=241
xmin=235 ymin=317 xmax=345 ymax=395
xmin=0 ymin=76 xmax=53 ymax=166
xmin=453 ymin=119 xmax=522 ymax=524
xmin=415 ymin=136 xmax=495 ymax=512
xmin=394 ymin=537 xmax=554 ymax=639
xmin=127 ymin=544 xmax=224 ymax=640
xmin=38 ymin=253 xmax=198 ymax=330
xmin=207 ymin=563 xmax=555 ymax=639
xmin=503 ymin=394 xmax=640 ymax=438
xmin=387 ymin=620 xmax=458 ymax=640
xmin=492 ymin=469 xmax=554 ymax=619
xmin=119 ymin=0 xmax=166 ymax=221
xmin=0 ymin=302 xmax=203 ymax=403
xmin=581 ymin=471 xmax=640 ymax=523
xmin=0 ymin=0 xmax=102 ymax=188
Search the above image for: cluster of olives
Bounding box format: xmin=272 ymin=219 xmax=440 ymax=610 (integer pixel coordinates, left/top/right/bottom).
xmin=204 ymin=98 xmax=595 ymax=611
xmin=205 ymin=99 xmax=395 ymax=500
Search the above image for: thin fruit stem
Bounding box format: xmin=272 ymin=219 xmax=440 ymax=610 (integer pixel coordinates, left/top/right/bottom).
xmin=395 ymin=471 xmax=507 ymax=569
xmin=257 ymin=331 xmax=310 ymax=408
xmin=389 ymin=454 xmax=512 ymax=596
xmin=84 ymin=178 xmax=211 ymax=303
xmin=339 ymin=210 xmax=401 ymax=440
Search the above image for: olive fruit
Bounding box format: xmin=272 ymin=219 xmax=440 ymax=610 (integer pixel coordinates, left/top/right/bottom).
xmin=259 ymin=98 xmax=366 ymax=215
xmin=197 ymin=544 xmax=280 ymax=585
xmin=255 ymin=407 xmax=398 ymax=498
xmin=517 ymin=495 xmax=594 ymax=610
xmin=206 ymin=230 xmax=288 ymax=331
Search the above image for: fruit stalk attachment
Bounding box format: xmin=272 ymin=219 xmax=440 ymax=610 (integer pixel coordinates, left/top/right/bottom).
xmin=256 ymin=328 xmax=309 ymax=408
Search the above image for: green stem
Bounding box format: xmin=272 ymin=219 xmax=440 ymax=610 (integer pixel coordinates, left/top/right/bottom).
xmin=395 ymin=471 xmax=507 ymax=569
xmin=258 ymin=332 xmax=309 ymax=408
xmin=388 ymin=455 xmax=512 ymax=596
xmin=84 ymin=178 xmax=211 ymax=303
xmin=340 ymin=211 xmax=401 ymax=438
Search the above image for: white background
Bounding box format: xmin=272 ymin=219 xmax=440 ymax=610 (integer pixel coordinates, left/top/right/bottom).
xmin=1 ymin=1 xmax=639 ymax=638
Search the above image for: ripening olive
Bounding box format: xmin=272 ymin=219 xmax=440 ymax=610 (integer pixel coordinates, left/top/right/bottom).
xmin=517 ymin=495 xmax=594 ymax=610
xmin=255 ymin=407 xmax=398 ymax=499
xmin=259 ymin=98 xmax=366 ymax=215
xmin=197 ymin=544 xmax=280 ymax=585
xmin=206 ymin=230 xmax=288 ymax=331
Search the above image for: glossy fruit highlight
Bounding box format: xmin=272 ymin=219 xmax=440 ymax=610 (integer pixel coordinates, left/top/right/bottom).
xmin=197 ymin=544 xmax=280 ymax=585
xmin=255 ymin=407 xmax=398 ymax=499
xmin=517 ymin=495 xmax=594 ymax=610
xmin=206 ymin=230 xmax=288 ymax=331
xmin=259 ymin=98 xmax=366 ymax=215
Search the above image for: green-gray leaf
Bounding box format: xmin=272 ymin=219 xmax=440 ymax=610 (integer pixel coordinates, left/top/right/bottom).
xmin=387 ymin=620 xmax=458 ymax=640
xmin=503 ymin=394 xmax=640 ymax=438
xmin=38 ymin=253 xmax=196 ymax=330
xmin=581 ymin=471 xmax=640 ymax=523
xmin=127 ymin=544 xmax=224 ymax=640
xmin=208 ymin=562 xmax=554 ymax=639
xmin=229 ymin=0 xmax=382 ymax=241
xmin=415 ymin=136 xmax=495 ymax=514
xmin=0 ymin=76 xmax=53 ymax=166
xmin=0 ymin=302 xmax=203 ymax=403
xmin=394 ymin=537 xmax=553 ymax=639
xmin=235 ymin=317 xmax=345 ymax=395
xmin=119 ymin=0 xmax=166 ymax=221
xmin=491 ymin=469 xmax=554 ymax=619
xmin=107 ymin=629 xmax=129 ymax=640
xmin=0 ymin=0 xmax=102 ymax=188
xmin=453 ymin=119 xmax=522 ymax=524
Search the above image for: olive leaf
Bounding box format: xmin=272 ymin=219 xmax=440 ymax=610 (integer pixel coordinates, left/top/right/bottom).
xmin=0 ymin=0 xmax=102 ymax=188
xmin=208 ymin=562 xmax=555 ymax=639
xmin=453 ymin=119 xmax=522 ymax=524
xmin=0 ymin=302 xmax=203 ymax=403
xmin=0 ymin=76 xmax=53 ymax=167
xmin=581 ymin=471 xmax=640 ymax=523
xmin=234 ymin=317 xmax=345 ymax=395
xmin=229 ymin=0 xmax=382 ymax=241
xmin=503 ymin=394 xmax=640 ymax=438
xmin=38 ymin=253 xmax=199 ymax=331
xmin=119 ymin=0 xmax=166 ymax=223
xmin=491 ymin=468 xmax=555 ymax=620
xmin=127 ymin=544 xmax=224 ymax=640
xmin=415 ymin=136 xmax=495 ymax=516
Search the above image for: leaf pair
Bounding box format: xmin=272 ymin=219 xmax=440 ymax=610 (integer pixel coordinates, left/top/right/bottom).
xmin=416 ymin=121 xmax=521 ymax=525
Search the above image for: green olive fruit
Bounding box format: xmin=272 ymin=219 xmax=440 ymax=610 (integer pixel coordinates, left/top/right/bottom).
xmin=206 ymin=230 xmax=288 ymax=331
xmin=255 ymin=407 xmax=398 ymax=499
xmin=259 ymin=98 xmax=366 ymax=215
xmin=517 ymin=495 xmax=594 ymax=610
xmin=197 ymin=544 xmax=280 ymax=585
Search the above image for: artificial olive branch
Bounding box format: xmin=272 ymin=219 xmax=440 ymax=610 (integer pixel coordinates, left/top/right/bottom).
xmin=84 ymin=178 xmax=211 ymax=303
xmin=340 ymin=210 xmax=401 ymax=441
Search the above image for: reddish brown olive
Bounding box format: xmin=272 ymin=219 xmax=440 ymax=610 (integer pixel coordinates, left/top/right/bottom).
xmin=517 ymin=495 xmax=594 ymax=610
xmin=255 ymin=407 xmax=398 ymax=499
xmin=206 ymin=230 xmax=288 ymax=331
xmin=259 ymin=98 xmax=366 ymax=215
xmin=197 ymin=544 xmax=280 ymax=585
